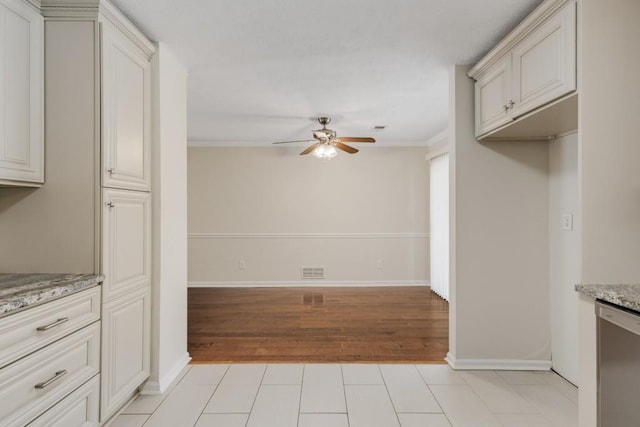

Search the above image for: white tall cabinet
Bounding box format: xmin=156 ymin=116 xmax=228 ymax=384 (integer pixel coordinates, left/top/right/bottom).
xmin=0 ymin=0 xmax=43 ymax=186
xmin=41 ymin=0 xmax=154 ymax=422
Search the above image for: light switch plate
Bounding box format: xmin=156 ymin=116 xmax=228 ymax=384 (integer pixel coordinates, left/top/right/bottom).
xmin=562 ymin=213 xmax=573 ymax=231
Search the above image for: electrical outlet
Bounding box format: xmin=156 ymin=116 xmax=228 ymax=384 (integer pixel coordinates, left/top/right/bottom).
xmin=239 ymin=260 xmax=246 ymax=270
xmin=562 ymin=214 xmax=573 ymax=231
xmin=376 ymin=259 xmax=384 ymax=269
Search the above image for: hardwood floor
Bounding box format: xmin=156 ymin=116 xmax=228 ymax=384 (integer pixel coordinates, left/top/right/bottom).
xmin=188 ymin=286 xmax=448 ymax=363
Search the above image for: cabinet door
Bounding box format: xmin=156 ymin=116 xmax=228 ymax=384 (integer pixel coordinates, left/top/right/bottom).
xmin=102 ymin=189 xmax=151 ymax=301
xmin=101 ymin=286 xmax=150 ymax=422
xmin=101 ymin=22 xmax=151 ymax=191
xmin=475 ymin=57 xmax=512 ymax=137
xmin=510 ymin=1 xmax=576 ymax=118
xmin=0 ymin=0 xmax=43 ymax=185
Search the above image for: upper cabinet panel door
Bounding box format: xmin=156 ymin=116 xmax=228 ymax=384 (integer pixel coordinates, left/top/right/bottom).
xmin=101 ymin=22 xmax=151 ymax=191
xmin=0 ymin=0 xmax=43 ymax=185
xmin=102 ymin=188 xmax=151 ymax=302
xmin=510 ymin=1 xmax=576 ymax=118
xmin=475 ymin=57 xmax=513 ymax=137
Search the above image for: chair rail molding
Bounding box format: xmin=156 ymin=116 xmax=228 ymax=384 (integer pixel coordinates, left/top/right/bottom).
xmin=188 ymin=232 xmax=429 ymax=240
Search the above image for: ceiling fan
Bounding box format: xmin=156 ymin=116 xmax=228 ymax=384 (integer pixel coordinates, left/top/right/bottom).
xmin=273 ymin=117 xmax=375 ymax=159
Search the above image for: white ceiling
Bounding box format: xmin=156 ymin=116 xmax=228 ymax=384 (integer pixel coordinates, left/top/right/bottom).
xmin=113 ymin=0 xmax=542 ymax=147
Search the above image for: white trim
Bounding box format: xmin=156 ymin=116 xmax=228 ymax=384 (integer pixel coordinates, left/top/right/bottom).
xmin=189 ymin=232 xmax=429 ymax=240
xmin=41 ymin=0 xmax=155 ymax=58
xmin=425 ymin=146 xmax=450 ymax=161
xmin=189 ymin=280 xmax=430 ymax=288
xmin=140 ymin=352 xmax=191 ymax=395
xmin=424 ymin=129 xmax=448 ymax=147
xmin=445 ymin=352 xmax=552 ymax=371
xmin=468 ymin=0 xmax=573 ymax=80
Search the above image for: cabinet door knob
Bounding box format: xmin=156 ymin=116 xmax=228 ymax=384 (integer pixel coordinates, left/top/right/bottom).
xmin=107 ymin=202 xmax=115 ymax=208
xmin=107 ymin=168 xmax=115 ymax=174
xmin=508 ymin=100 xmax=515 ymax=108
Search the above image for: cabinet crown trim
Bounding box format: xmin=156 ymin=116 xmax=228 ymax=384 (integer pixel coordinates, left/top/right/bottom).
xmin=468 ymin=0 xmax=573 ymax=80
xmin=41 ymin=0 xmax=155 ymax=58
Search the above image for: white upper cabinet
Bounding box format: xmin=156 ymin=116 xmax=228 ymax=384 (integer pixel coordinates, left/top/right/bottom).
xmin=469 ymin=0 xmax=577 ymax=139
xmin=101 ymin=21 xmax=151 ymax=192
xmin=475 ymin=57 xmax=512 ymax=137
xmin=0 ymin=0 xmax=43 ymax=185
xmin=510 ymin=2 xmax=576 ymax=118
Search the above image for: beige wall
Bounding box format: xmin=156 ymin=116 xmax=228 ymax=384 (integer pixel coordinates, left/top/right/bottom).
xmin=187 ymin=146 xmax=430 ymax=285
xmin=580 ymin=0 xmax=640 ymax=284
xmin=578 ymin=0 xmax=640 ymax=425
xmin=549 ymin=132 xmax=580 ymax=385
xmin=0 ymin=21 xmax=98 ymax=273
xmin=449 ymin=65 xmax=551 ymax=366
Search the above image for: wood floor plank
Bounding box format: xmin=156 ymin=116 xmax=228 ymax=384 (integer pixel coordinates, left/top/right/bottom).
xmin=188 ymin=286 xmax=449 ymax=363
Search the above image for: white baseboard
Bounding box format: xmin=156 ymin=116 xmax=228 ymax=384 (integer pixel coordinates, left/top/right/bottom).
xmin=188 ymin=280 xmax=430 ymax=288
xmin=445 ymin=352 xmax=552 ymax=371
xmin=141 ymin=352 xmax=191 ymax=395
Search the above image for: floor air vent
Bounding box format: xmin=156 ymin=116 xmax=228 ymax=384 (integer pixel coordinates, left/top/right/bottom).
xmin=301 ymin=266 xmax=324 ymax=279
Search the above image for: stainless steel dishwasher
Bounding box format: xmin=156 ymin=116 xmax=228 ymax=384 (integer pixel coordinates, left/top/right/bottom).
xmin=597 ymin=301 xmax=640 ymax=426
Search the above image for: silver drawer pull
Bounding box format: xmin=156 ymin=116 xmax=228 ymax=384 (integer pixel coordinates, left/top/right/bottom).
xmin=35 ymin=370 xmax=67 ymax=389
xmin=36 ymin=317 xmax=69 ymax=331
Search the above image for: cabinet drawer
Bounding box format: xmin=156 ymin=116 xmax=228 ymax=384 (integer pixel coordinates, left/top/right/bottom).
xmin=0 ymin=287 xmax=101 ymax=368
xmin=28 ymin=375 xmax=100 ymax=427
xmin=0 ymin=322 xmax=100 ymax=427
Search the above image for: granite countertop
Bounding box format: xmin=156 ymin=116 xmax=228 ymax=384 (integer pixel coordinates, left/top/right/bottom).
xmin=575 ymin=284 xmax=640 ymax=313
xmin=0 ymin=273 xmax=104 ymax=318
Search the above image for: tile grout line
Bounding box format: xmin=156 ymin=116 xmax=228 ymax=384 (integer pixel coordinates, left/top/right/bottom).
xmin=192 ymin=364 xmax=231 ymax=426
xmin=377 ymin=364 xmax=402 ymax=427
xmin=243 ymin=364 xmax=269 ymax=427
xmin=297 ymin=364 xmax=305 ymax=427
xmin=340 ymin=364 xmax=351 ymax=427
xmin=413 ymin=364 xmax=454 ymax=427
xmin=140 ymin=365 xmax=194 ymax=426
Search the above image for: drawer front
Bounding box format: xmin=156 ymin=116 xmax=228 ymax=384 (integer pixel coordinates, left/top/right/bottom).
xmin=28 ymin=375 xmax=100 ymax=427
xmin=0 ymin=322 xmax=100 ymax=427
xmin=0 ymin=287 xmax=101 ymax=369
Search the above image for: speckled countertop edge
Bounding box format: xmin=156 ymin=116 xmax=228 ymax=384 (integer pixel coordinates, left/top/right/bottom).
xmin=575 ymin=284 xmax=640 ymax=313
xmin=0 ymin=273 xmax=104 ymax=318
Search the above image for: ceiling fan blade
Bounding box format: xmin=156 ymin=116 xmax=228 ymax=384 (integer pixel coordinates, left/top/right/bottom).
xmin=339 ymin=137 xmax=376 ymax=143
xmin=334 ymin=142 xmax=359 ymax=154
xmin=273 ymin=139 xmax=316 ymax=145
xmin=300 ymin=143 xmax=321 ymax=155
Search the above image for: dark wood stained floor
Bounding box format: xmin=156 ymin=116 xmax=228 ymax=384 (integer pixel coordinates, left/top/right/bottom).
xmin=188 ymin=286 xmax=449 ymax=363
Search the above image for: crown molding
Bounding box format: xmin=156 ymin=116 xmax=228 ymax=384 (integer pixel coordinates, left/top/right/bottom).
xmin=468 ymin=0 xmax=574 ymax=80
xmin=41 ymin=0 xmax=155 ymax=58
xmin=23 ymin=0 xmax=41 ymax=11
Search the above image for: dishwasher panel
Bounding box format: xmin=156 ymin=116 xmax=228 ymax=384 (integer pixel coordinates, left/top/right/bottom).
xmin=597 ymin=301 xmax=640 ymax=427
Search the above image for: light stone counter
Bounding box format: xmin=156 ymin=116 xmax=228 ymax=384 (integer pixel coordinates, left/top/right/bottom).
xmin=0 ymin=273 xmax=104 ymax=317
xmin=575 ymin=283 xmax=640 ymax=313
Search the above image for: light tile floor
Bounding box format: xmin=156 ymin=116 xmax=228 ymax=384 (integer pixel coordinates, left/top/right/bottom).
xmin=110 ymin=364 xmax=578 ymax=427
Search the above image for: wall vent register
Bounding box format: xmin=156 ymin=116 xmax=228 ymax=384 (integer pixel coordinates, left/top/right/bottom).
xmin=301 ymin=267 xmax=325 ymax=280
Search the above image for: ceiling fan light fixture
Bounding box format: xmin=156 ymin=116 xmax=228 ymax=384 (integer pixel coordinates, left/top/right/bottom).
xmin=311 ymin=144 xmax=337 ymax=160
